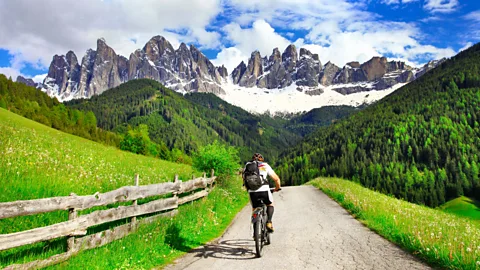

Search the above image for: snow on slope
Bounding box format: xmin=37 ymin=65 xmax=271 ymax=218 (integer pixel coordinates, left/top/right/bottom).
xmin=218 ymin=78 xmax=405 ymax=115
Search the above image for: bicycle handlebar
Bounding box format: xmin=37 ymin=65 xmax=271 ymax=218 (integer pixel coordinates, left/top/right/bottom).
xmin=270 ymin=188 xmax=282 ymax=192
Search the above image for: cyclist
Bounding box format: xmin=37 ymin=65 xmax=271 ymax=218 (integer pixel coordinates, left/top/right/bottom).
xmin=244 ymin=153 xmax=281 ymax=232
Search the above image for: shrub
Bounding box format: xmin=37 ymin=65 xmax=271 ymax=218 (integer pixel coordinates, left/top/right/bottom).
xmin=0 ymin=97 xmax=6 ymax=109
xmin=192 ymin=140 xmax=240 ymax=176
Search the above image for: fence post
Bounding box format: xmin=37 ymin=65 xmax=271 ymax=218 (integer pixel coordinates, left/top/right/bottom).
xmin=67 ymin=206 xmax=77 ymax=252
xmin=131 ymin=174 xmax=139 ymax=224
xmin=173 ymin=174 xmax=179 ymax=198
xmin=209 ymin=169 xmax=215 ymax=189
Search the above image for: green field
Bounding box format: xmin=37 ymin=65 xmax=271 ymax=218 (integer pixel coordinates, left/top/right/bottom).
xmin=310 ymin=177 xmax=480 ymax=270
xmin=0 ymin=108 xmax=248 ymax=268
xmin=438 ymin=196 xmax=480 ymax=221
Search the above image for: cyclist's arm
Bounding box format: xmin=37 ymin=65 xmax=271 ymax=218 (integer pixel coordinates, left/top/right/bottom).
xmin=269 ymin=171 xmax=281 ymax=190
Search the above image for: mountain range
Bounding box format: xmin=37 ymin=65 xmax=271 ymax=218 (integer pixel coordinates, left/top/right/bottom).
xmin=17 ymin=35 xmax=443 ymax=114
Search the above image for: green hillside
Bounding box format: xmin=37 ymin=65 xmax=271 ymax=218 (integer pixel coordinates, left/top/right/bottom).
xmin=0 ymin=107 xmax=248 ymax=268
xmin=0 ymin=108 xmax=196 ymax=231
xmin=65 ymin=79 xmax=301 ymax=163
xmin=0 ymin=74 xmax=120 ymax=147
xmin=277 ymin=42 xmax=480 ymax=207
xmin=285 ymin=105 xmax=361 ymax=136
xmin=438 ymin=196 xmax=480 ymax=220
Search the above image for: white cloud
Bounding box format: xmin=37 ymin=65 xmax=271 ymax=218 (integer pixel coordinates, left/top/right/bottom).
xmin=32 ymin=74 xmax=47 ymax=83
xmin=464 ymin=10 xmax=480 ymax=22
xmin=458 ymin=42 xmax=473 ymax=52
xmin=0 ymin=0 xmax=463 ymax=79
xmin=424 ymin=0 xmax=459 ymax=13
xmin=215 ymin=0 xmax=456 ymax=69
xmin=463 ymin=10 xmax=480 ymax=41
xmin=381 ymin=0 xmax=400 ymax=5
xmin=420 ymin=16 xmax=442 ymax=23
xmin=0 ymin=67 xmax=22 ymax=80
xmin=211 ymin=47 xmax=246 ymax=73
xmin=381 ymin=0 xmax=419 ymax=4
xmin=0 ymin=0 xmax=222 ymax=72
xmin=0 ymin=67 xmax=47 ymax=83
xmin=218 ymin=20 xmax=291 ymax=64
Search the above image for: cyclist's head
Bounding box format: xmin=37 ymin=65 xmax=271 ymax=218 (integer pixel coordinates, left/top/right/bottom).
xmin=252 ymin=153 xmax=264 ymax=162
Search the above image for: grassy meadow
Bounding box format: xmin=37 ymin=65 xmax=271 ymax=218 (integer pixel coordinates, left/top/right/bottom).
xmin=438 ymin=196 xmax=480 ymax=221
xmin=0 ymin=108 xmax=249 ymax=268
xmin=310 ymin=177 xmax=480 ymax=270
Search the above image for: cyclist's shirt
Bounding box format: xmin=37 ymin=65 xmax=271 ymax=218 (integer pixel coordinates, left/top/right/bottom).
xmin=247 ymin=161 xmax=274 ymax=193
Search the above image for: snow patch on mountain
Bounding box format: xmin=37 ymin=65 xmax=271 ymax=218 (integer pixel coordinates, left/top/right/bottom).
xmin=218 ymin=78 xmax=405 ymax=115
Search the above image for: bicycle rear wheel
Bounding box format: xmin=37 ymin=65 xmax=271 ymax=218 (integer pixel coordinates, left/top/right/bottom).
xmin=254 ymin=219 xmax=263 ymax=257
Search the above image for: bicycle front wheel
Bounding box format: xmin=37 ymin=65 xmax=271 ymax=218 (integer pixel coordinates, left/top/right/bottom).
xmin=254 ymin=219 xmax=263 ymax=258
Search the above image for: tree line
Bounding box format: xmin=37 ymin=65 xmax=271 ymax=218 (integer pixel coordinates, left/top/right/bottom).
xmin=0 ymin=75 xmax=119 ymax=146
xmin=277 ymin=42 xmax=480 ymax=207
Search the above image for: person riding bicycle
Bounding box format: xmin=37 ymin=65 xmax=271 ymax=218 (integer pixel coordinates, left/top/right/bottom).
xmin=243 ymin=153 xmax=281 ymax=232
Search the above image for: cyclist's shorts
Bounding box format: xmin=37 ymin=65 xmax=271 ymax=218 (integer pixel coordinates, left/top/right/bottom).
xmin=249 ymin=190 xmax=273 ymax=208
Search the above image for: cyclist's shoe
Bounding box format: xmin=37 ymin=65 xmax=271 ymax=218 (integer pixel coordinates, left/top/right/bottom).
xmin=266 ymin=222 xmax=274 ymax=232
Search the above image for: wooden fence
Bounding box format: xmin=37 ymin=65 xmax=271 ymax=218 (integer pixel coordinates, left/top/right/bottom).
xmin=0 ymin=170 xmax=216 ymax=270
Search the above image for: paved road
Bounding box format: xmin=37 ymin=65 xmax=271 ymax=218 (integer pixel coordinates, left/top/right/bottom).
xmin=164 ymin=186 xmax=430 ymax=270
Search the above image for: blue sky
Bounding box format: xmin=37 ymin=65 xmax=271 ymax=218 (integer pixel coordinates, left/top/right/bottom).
xmin=0 ymin=0 xmax=479 ymax=82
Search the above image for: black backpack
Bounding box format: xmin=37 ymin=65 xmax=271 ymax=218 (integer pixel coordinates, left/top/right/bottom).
xmin=243 ymin=161 xmax=265 ymax=190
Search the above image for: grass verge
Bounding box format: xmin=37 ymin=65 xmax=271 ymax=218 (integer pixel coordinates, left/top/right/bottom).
xmin=309 ymin=177 xmax=480 ymax=270
xmin=0 ymin=108 xmax=249 ymax=268
xmin=49 ymin=176 xmax=249 ymax=269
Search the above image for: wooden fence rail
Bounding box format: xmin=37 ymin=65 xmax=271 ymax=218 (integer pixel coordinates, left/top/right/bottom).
xmin=1 ymin=171 xmax=216 ymax=270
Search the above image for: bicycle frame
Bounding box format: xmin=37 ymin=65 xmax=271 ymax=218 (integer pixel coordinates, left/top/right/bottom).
xmin=250 ymin=188 xmax=280 ymax=258
xmin=251 ymin=205 xmax=266 ymax=224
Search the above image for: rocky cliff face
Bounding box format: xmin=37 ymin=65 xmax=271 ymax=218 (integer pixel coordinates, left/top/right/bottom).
xmin=231 ymin=45 xmax=439 ymax=95
xmin=40 ymin=35 xmax=442 ymax=103
xmin=16 ymin=76 xmax=36 ymax=87
xmin=231 ymin=45 xmax=323 ymax=89
xmin=42 ymin=36 xmax=228 ymax=100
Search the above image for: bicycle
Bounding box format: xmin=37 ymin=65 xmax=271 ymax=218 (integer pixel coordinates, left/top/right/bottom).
xmin=251 ymin=188 xmax=281 ymax=258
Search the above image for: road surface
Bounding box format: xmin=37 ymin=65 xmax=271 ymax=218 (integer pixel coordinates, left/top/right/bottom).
xmin=164 ymin=185 xmax=430 ymax=270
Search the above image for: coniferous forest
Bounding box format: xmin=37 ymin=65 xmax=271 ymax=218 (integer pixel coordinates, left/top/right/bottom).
xmin=6 ymin=42 xmax=479 ymax=209
xmin=0 ymin=74 xmax=355 ymax=165
xmin=277 ymin=43 xmax=480 ymax=207
xmin=0 ymin=74 xmax=120 ymax=146
xmin=65 ymin=79 xmax=304 ymax=162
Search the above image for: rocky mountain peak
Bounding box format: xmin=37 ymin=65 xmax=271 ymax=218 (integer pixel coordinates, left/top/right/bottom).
xmin=42 ymin=35 xmax=230 ymax=99
xmin=149 ymin=36 xmax=175 ymax=61
xmin=282 ymin=44 xmax=297 ymax=61
xmin=360 ymin=56 xmax=389 ymax=80
xmin=269 ymin=48 xmax=282 ymax=63
xmin=299 ymin=48 xmax=311 ymax=58
xmin=178 ymin=42 xmax=189 ymax=52
xmin=282 ymin=44 xmax=298 ymax=72
xmin=232 ymin=51 xmax=264 ymax=87
xmin=16 ymin=76 xmax=36 ymax=87
xmin=65 ymin=51 xmax=77 ymax=63
xmin=97 ymin=37 xmax=107 ymax=48
xmin=346 ymin=61 xmax=360 ymax=68
xmin=319 ymin=61 xmax=340 ymax=86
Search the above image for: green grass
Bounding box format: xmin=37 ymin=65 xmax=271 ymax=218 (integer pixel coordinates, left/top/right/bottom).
xmin=0 ymin=108 xmax=249 ymax=268
xmin=50 ymin=176 xmax=248 ymax=269
xmin=438 ymin=196 xmax=480 ymax=221
xmin=309 ymin=177 xmax=480 ymax=270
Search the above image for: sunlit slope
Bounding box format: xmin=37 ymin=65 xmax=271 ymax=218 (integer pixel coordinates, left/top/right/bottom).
xmin=0 ymin=107 xmax=197 ymax=203
xmin=438 ymin=196 xmax=480 ymax=221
